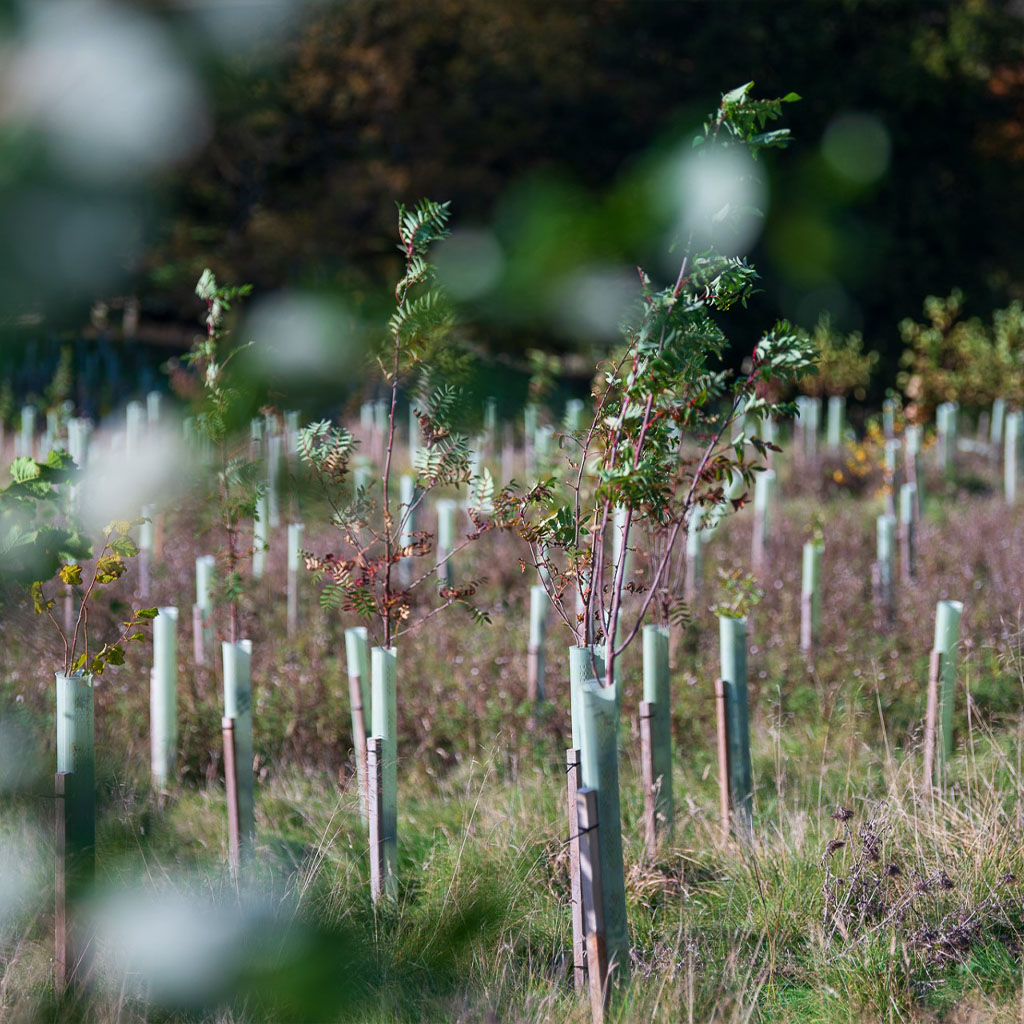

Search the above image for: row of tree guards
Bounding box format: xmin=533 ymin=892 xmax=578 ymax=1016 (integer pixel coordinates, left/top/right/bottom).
xmin=47 ymin=391 xmax=987 ymax=1010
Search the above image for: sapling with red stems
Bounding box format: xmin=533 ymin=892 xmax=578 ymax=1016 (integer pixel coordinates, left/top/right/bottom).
xmin=299 ymin=199 xmax=497 ymax=647
xmin=187 ymin=271 xmax=262 ymax=644
xmin=510 ymin=84 xmax=818 ymax=690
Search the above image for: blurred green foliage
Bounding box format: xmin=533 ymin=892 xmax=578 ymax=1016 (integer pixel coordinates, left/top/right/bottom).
xmin=2 ymin=0 xmax=1024 ymax=400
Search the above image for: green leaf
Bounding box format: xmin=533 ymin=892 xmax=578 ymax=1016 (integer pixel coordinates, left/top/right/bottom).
xmin=9 ymin=458 xmax=41 ymax=484
xmin=135 ymin=608 xmax=159 ymax=619
xmin=95 ymin=555 xmax=126 ymax=584
xmin=59 ymin=564 xmax=83 ymax=586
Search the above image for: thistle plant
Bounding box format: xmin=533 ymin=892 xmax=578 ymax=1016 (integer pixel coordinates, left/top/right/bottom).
xmin=508 ymin=83 xmax=817 ymax=687
xmin=300 ymin=200 xmax=494 ymax=646
xmin=187 ymin=270 xmax=262 ymax=644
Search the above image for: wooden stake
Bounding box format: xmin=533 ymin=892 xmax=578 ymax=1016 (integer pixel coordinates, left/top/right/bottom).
xmin=639 ymin=701 xmax=657 ymax=859
xmin=714 ymin=678 xmax=731 ymax=844
xmin=349 ymin=671 xmax=369 ymax=824
xmin=567 ymin=748 xmax=586 ymax=992
xmin=153 ymin=512 xmax=164 ymax=560
xmin=368 ymin=737 xmax=385 ymax=903
xmin=222 ymin=716 xmax=240 ymax=873
xmin=577 ymin=787 xmax=608 ymax=1024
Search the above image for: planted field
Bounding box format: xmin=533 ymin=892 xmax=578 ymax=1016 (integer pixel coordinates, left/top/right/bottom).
xmin=4 ymin=10 xmax=1024 ymax=1019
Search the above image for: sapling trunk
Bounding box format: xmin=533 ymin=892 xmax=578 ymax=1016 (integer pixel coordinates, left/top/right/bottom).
xmin=150 ymin=607 xmax=178 ymax=789
xmin=718 ymin=616 xmax=753 ymax=840
xmin=370 ymin=646 xmax=398 ymax=898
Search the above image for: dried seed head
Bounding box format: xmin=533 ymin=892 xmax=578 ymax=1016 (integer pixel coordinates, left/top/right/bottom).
xmin=825 ymin=839 xmax=846 ymax=857
xmin=885 ymin=862 xmax=902 ymax=877
xmin=831 ymin=806 xmax=854 ymax=822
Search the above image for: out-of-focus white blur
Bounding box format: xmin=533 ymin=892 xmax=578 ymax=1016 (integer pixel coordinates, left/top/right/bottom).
xmin=245 ymin=291 xmax=365 ymax=382
xmin=186 ymin=0 xmax=311 ymax=53
xmin=78 ymin=418 xmax=191 ymax=532
xmin=434 ymin=229 xmax=506 ymax=301
xmin=655 ymin=144 xmax=768 ymax=262
xmin=2 ymin=2 xmax=210 ymax=182
xmin=552 ymin=265 xmax=638 ymax=342
xmin=0 ymin=824 xmax=48 ymax=936
xmin=821 ymin=113 xmax=891 ymax=185
xmin=93 ymin=886 xmax=249 ymax=1004
xmin=0 ymin=716 xmax=42 ymax=795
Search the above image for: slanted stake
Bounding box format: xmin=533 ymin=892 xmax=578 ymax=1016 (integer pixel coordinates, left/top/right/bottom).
xmin=577 ymin=787 xmax=609 ymax=1024
xmin=566 ymin=748 xmax=585 ymax=992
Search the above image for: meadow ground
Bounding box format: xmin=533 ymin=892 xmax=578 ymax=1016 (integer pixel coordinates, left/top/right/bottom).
xmin=2 ymin=450 xmax=1024 ymax=1022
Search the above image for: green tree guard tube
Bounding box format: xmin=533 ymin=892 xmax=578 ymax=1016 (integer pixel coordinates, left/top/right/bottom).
xmin=933 ymin=600 xmax=963 ymax=781
xmin=57 ymin=671 xmax=95 ymax=856
xmin=875 ymin=515 xmax=895 ymax=613
xmin=826 ymin=395 xmax=845 ymax=451
xmin=800 ymin=541 xmax=823 ymax=655
xmin=528 ymin=585 xmax=548 ymax=702
xmin=1004 ymin=410 xmax=1020 ymax=506
xmin=579 ymin=680 xmax=629 ymax=979
xmin=223 ymin=640 xmax=255 ymax=859
xmin=991 ymin=397 xmax=1006 ymax=450
xmin=344 ymin=627 xmax=371 ymax=821
xmin=151 ymin=607 xmax=178 ymax=789
xmin=371 ymin=646 xmax=398 ymax=898
xmin=252 ymin=493 xmax=268 ymax=580
xmin=435 ymin=498 xmax=458 ymax=585
xmin=718 ymin=615 xmax=753 ymax=839
xmin=642 ymin=624 xmax=672 ymax=832
xmin=196 ymin=555 xmax=216 ymax=650
xmin=569 ymin=644 xmax=608 ymax=750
